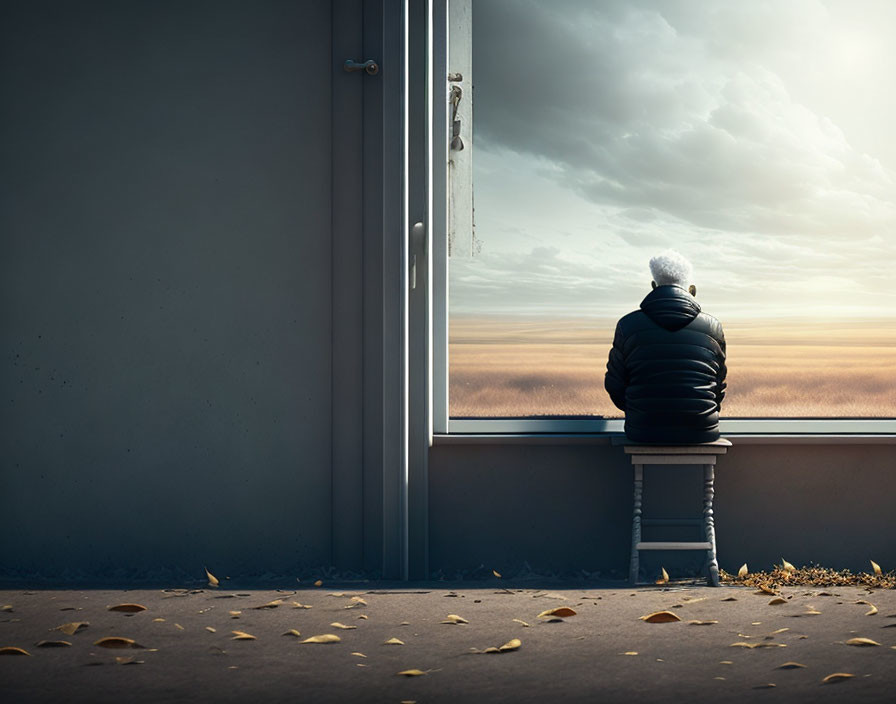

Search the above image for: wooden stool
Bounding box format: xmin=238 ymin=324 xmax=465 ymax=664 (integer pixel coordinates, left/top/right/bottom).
xmin=621 ymin=439 xmax=731 ymax=587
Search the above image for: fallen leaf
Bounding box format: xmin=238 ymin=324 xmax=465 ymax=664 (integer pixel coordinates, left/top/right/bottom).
xmin=0 ymin=647 xmax=30 ymax=655
xmin=537 ymin=607 xmax=577 ymax=619
xmin=282 ymin=629 xmax=302 ymax=637
xmin=856 ymin=600 xmax=878 ymax=616
xmin=845 ymin=637 xmax=880 ymax=647
xmin=313 ymin=579 xmax=323 ymax=587
xmin=351 ymin=652 xmax=367 ymax=657
xmin=738 ymin=564 xmax=749 ymax=578
xmin=656 ymin=567 xmax=669 ymax=584
xmin=721 ymin=596 xmax=738 ymax=602
xmin=498 ymin=638 xmax=521 ymax=652
xmin=114 ymin=656 xmax=143 ymax=665
xmin=328 ymin=592 xmax=346 ymax=597
xmin=0 ymin=605 xmax=12 ymax=612
xmin=152 ymin=618 xmax=165 ymax=623
xmin=400 ymin=621 xmax=410 ymax=625
xmin=757 ymin=584 xmax=777 ymax=595
xmin=229 ymin=611 xmax=241 ymax=618
xmin=688 ymin=620 xmax=718 ymax=625
xmin=108 ymin=604 xmax=146 ymax=613
xmin=822 ymin=673 xmax=854 ymax=684
xmin=252 ymin=600 xmax=283 ymax=610
xmin=330 ymin=622 xmax=357 ymax=630
xmin=776 ymin=662 xmax=807 ymax=669
xmin=397 ymin=669 xmax=426 ymax=676
xmin=174 ymin=623 xmax=184 ymax=630
xmin=768 ymin=597 xmax=787 ymax=605
xmin=35 ymin=640 xmax=72 ymax=648
xmin=205 ymin=627 xmax=216 ymax=633
xmin=640 ymin=611 xmax=681 ymax=623
xmin=441 ymin=614 xmax=469 ymax=624
xmin=358 ymin=615 xmax=368 ymax=620
xmin=231 ymin=630 xmax=256 ymax=640
xmin=384 ymin=637 xmax=405 ymax=645
xmin=291 ymin=602 xmax=312 ymax=609
xmin=753 ymin=683 xmax=776 ymax=689
xmin=350 ymin=596 xmax=367 ymax=606
xmin=93 ymin=637 xmax=145 ymax=649
xmin=55 ymin=622 xmax=89 ymax=636
xmin=493 ymin=569 xmax=502 ymax=578
xmin=302 ymin=634 xmax=341 ymax=644
xmin=870 ymin=560 xmax=882 ymax=576
xmin=622 ymin=651 xmax=638 ymax=656
xmin=719 ymin=660 xmax=733 ymax=665
xmin=782 ymin=558 xmax=796 ymax=573
xmin=730 ymin=642 xmax=787 ymax=649
xmin=205 ymin=567 xmax=219 ymax=588
xmin=512 ymin=618 xmax=530 ymax=627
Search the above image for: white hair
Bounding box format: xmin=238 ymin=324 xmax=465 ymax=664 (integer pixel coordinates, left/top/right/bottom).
xmin=649 ymin=250 xmax=693 ymax=286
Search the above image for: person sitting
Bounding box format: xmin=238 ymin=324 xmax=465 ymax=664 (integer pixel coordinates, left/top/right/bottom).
xmin=604 ymin=250 xmax=727 ymax=444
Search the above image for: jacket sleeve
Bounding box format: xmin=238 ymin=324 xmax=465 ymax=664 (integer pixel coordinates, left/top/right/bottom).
xmin=604 ymin=322 xmax=628 ymax=412
xmin=715 ymin=326 xmax=727 ymax=410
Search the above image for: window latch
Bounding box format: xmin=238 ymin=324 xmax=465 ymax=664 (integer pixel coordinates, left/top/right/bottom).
xmin=344 ymin=59 xmax=379 ymax=75
xmin=450 ymin=85 xmax=464 ymax=151
xmin=410 ymin=222 xmax=425 ymax=290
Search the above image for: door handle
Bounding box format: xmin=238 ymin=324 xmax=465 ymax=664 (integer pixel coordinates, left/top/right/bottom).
xmin=344 ymin=59 xmax=379 ymax=75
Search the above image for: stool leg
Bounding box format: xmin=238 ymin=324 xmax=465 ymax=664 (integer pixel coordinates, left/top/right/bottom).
xmin=704 ymin=463 xmax=720 ymax=587
xmin=630 ymin=464 xmax=643 ymax=585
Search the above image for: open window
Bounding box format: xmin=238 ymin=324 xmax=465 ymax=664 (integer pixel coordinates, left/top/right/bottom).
xmin=433 ymin=0 xmax=896 ymax=436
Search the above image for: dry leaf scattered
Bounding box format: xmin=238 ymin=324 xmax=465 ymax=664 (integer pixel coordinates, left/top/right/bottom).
xmin=0 ymin=605 xmax=13 ymax=612
xmin=252 ymin=600 xmax=283 ymax=610
xmin=397 ymin=669 xmax=426 ymax=676
xmin=108 ymin=604 xmax=147 ymax=613
xmin=313 ymin=579 xmax=323 ymax=587
xmin=0 ymin=647 xmax=31 ymax=656
xmin=512 ymin=618 xmax=530 ymax=627
xmin=822 ymin=673 xmax=854 ymax=684
xmin=94 ymin=637 xmax=144 ymax=649
xmin=493 ymin=569 xmax=501 ymax=578
xmin=205 ymin=627 xmax=216 ymax=633
xmin=870 ymin=560 xmax=882 ymax=576
xmin=55 ymin=622 xmax=89 ymax=636
xmin=687 ymin=620 xmax=718 ymax=626
xmin=303 ymin=634 xmax=341 ymax=644
xmin=330 ymin=622 xmax=357 ymax=630
xmin=656 ymin=567 xmax=669 ymax=584
xmin=640 ymin=611 xmax=681 ymax=623
xmin=845 ymin=637 xmax=880 ymax=647
xmin=537 ymin=607 xmax=577 ymax=619
xmin=35 ymin=640 xmax=72 ymax=648
xmin=782 ymin=558 xmax=796 ymax=573
xmin=441 ymin=614 xmax=469 ymax=624
xmin=351 ymin=652 xmax=366 ymax=657
xmin=282 ymin=629 xmax=301 ymax=637
xmin=768 ymin=597 xmax=787 ymax=605
xmin=776 ymin=662 xmax=806 ymax=669
xmin=722 ymin=563 xmax=896 ymax=588
xmin=205 ymin=567 xmax=219 ymax=588
xmin=738 ymin=564 xmax=749 ymax=578
xmin=231 ymin=631 xmax=257 ymax=641
xmin=384 ymin=637 xmax=405 ymax=645
xmin=856 ymin=600 xmax=878 ymax=616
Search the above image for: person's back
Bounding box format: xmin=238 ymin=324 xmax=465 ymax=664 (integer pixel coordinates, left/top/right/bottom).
xmin=605 ymin=251 xmax=726 ymax=444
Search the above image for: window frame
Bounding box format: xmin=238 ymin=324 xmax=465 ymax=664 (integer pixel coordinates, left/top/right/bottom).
xmin=429 ymin=0 xmax=896 ymax=439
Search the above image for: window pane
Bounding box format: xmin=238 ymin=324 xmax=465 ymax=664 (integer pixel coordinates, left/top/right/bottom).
xmin=449 ymin=0 xmax=896 ymax=418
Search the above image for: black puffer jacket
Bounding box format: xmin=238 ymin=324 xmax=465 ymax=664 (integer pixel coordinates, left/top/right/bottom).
xmin=605 ymin=285 xmax=726 ymax=443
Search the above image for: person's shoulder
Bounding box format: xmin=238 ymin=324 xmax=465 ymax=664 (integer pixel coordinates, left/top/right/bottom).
xmin=615 ymin=309 xmax=648 ymax=334
xmin=696 ymin=310 xmax=725 ymax=338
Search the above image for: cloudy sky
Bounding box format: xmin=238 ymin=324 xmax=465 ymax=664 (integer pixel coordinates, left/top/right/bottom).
xmin=449 ymin=0 xmax=896 ymax=319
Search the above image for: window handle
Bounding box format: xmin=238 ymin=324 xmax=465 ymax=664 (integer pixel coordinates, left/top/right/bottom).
xmin=344 ymin=59 xmax=379 ymax=75
xmin=410 ymin=222 xmax=425 ymax=289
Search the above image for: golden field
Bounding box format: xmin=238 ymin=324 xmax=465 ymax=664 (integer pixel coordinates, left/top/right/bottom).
xmin=449 ymin=316 xmax=896 ymax=418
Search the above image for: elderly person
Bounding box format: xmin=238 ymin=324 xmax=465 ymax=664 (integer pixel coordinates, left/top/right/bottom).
xmin=605 ymin=250 xmax=726 ymax=443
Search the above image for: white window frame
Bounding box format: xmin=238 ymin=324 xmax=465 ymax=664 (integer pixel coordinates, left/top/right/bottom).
xmin=428 ymin=0 xmax=896 ymax=440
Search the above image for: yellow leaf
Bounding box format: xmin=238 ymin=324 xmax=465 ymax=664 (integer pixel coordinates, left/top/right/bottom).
xmin=657 ymin=567 xmax=669 ymax=584
xmin=351 ymin=652 xmax=367 ymax=657
xmin=870 ymin=560 xmax=882 ymax=576
xmin=35 ymin=640 xmax=72 ymax=648
xmin=640 ymin=611 xmax=681 ymax=623
xmin=174 ymin=623 xmax=184 ymax=630
xmin=441 ymin=614 xmax=469 ymax=624
xmin=302 ymin=634 xmax=341 ymax=644
xmin=93 ymin=637 xmax=144 ymax=649
xmin=330 ymin=622 xmax=357 ymax=630
xmin=768 ymin=597 xmax=787 ymax=605
xmin=856 ymin=600 xmax=878 ymax=616
xmin=252 ymin=600 xmax=283 ymax=609
xmin=738 ymin=563 xmax=748 ymax=578
xmin=776 ymin=662 xmax=806 ymax=669
xmin=0 ymin=646 xmax=30 ymax=655
xmin=0 ymin=605 xmax=12 ymax=612
xmin=622 ymin=651 xmax=638 ymax=656
xmin=313 ymin=579 xmax=323 ymax=587
xmin=328 ymin=592 xmax=346 ymax=597
xmin=350 ymin=596 xmax=367 ymax=606
xmin=229 ymin=611 xmax=241 ymax=617
xmin=757 ymin=584 xmax=777 ymax=595
xmin=537 ymin=607 xmax=577 ymax=619
xmin=512 ymin=618 xmax=530 ymax=627
xmin=845 ymin=637 xmax=880 ymax=647
xmin=782 ymin=558 xmax=795 ymax=573
xmin=114 ymin=656 xmax=143 ymax=665
xmin=384 ymin=637 xmax=405 ymax=645
xmin=231 ymin=631 xmax=257 ymax=640
xmin=108 ymin=604 xmax=146 ymax=613
xmin=721 ymin=596 xmax=738 ymax=602
xmin=483 ymin=647 xmax=500 ymax=653
xmin=729 ymin=642 xmax=786 ymax=649
xmin=687 ymin=620 xmax=718 ymax=625
xmin=358 ymin=615 xmax=368 ymax=620
xmin=152 ymin=618 xmax=165 ymax=623
xmin=822 ymin=673 xmax=854 ymax=684
xmin=205 ymin=567 xmax=219 ymax=588
xmin=493 ymin=569 xmax=502 ymax=578
xmin=282 ymin=629 xmax=302 ymax=637
xmin=498 ymin=638 xmax=521 ymax=652
xmin=205 ymin=627 xmax=216 ymax=633
xmin=55 ymin=622 xmax=89 ymax=636
xmin=397 ymin=669 xmax=426 ymax=676
xmin=291 ymin=602 xmax=312 ymax=609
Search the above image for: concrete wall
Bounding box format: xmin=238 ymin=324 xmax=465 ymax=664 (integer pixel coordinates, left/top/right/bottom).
xmin=430 ymin=442 xmax=896 ymax=579
xmin=0 ymin=0 xmax=337 ymax=581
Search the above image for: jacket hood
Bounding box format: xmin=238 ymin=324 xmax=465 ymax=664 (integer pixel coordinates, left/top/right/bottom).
xmin=640 ymin=285 xmax=701 ymax=331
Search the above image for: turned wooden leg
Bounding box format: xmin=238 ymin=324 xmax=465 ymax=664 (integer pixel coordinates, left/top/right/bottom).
xmin=704 ymin=463 xmax=720 ymax=587
xmin=629 ymin=464 xmax=643 ymax=585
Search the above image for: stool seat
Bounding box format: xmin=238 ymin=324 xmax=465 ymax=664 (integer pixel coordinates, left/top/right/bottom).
xmin=622 ymin=439 xmax=730 ymax=587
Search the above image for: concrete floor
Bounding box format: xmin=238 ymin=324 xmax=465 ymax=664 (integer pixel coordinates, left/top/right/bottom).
xmin=1 ymin=581 xmax=895 ymax=703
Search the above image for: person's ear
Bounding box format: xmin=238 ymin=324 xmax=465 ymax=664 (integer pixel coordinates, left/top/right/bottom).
xmin=689 ymin=284 xmax=697 ymax=297
xmin=651 ymin=280 xmax=657 ymax=289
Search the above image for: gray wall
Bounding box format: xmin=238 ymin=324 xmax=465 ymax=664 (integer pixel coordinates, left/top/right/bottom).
xmin=430 ymin=442 xmax=896 ymax=579
xmin=1 ymin=0 xmax=338 ymax=581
